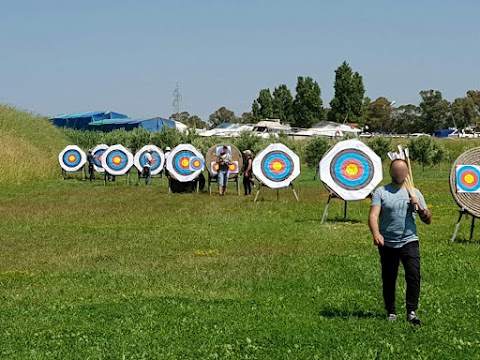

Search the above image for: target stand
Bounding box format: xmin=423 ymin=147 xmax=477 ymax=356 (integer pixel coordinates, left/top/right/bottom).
xmin=208 ymin=173 xmax=240 ymax=196
xmin=450 ymin=209 xmax=477 ymax=242
xmin=320 ymin=191 xmax=348 ymax=224
xmin=61 ymin=166 xmax=87 ymax=181
xmin=449 ymin=148 xmax=480 ymax=242
xmin=253 ymin=181 xmax=299 ymax=203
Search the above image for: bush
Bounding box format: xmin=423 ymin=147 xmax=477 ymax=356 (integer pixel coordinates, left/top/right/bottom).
xmin=408 ymin=136 xmax=445 ymax=170
xmin=367 ymin=136 xmax=392 ymax=161
xmin=233 ymin=131 xmax=264 ymax=154
xmin=304 ymin=136 xmax=332 ymax=168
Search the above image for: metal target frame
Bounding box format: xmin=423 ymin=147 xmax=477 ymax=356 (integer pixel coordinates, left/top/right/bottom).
xmin=101 ymin=144 xmax=134 ymax=177
xmin=319 ymin=139 xmax=383 ymax=223
xmin=59 ymin=145 xmax=87 ymax=177
xmin=134 ymin=145 xmax=165 ymax=176
xmin=252 ymin=143 xmax=300 ymax=202
xmin=91 ymin=144 xmax=109 ymax=173
xmin=166 ymin=144 xmax=205 ymax=184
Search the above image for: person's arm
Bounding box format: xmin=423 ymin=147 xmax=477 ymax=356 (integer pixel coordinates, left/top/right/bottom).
xmin=410 ymin=193 xmax=432 ymax=225
xmin=369 ymin=205 xmax=384 ymax=246
xmin=245 ymin=159 xmax=252 ymax=175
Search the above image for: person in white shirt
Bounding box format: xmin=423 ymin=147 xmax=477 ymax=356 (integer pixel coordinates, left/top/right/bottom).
xmin=143 ymin=149 xmax=153 ymax=185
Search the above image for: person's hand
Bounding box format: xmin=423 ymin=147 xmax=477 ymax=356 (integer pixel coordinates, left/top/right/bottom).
xmin=373 ymin=232 xmax=384 ymax=246
xmin=410 ymin=196 xmax=423 ymax=211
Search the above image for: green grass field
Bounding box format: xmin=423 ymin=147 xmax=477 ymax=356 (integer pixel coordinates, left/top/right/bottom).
xmin=1 ymin=164 xmax=480 ymax=359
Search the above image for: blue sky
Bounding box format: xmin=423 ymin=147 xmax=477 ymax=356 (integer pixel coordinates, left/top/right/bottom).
xmin=0 ymin=0 xmax=478 ymax=121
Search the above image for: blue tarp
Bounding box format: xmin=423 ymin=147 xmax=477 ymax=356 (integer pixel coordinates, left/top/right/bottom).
xmin=51 ymin=111 xmax=128 ymax=130
xmin=88 ymin=117 xmax=176 ymax=132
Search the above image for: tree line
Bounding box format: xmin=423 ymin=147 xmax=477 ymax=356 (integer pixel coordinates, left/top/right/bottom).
xmin=171 ymin=61 xmax=480 ymax=132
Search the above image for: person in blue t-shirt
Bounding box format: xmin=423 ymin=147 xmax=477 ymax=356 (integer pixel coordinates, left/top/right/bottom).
xmin=369 ymin=159 xmax=431 ymax=325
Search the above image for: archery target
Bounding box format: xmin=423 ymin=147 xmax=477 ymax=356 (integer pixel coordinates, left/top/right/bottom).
xmin=210 ymin=161 xmax=239 ymax=175
xmin=252 ymin=143 xmax=300 ymax=189
xmin=91 ymin=144 xmax=109 ymax=173
xmin=166 ymin=144 xmax=205 ymax=182
xmin=59 ymin=145 xmax=86 ymax=172
xmin=134 ymin=145 xmax=165 ymax=176
xmin=330 ymin=149 xmax=374 ymax=190
xmin=456 ymin=165 xmax=480 ymax=193
xmin=320 ymin=139 xmax=382 ymax=201
xmin=101 ymin=144 xmax=134 ymax=176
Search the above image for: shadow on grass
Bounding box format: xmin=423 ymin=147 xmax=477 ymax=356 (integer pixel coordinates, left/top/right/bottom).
xmin=295 ymin=217 xmax=363 ymax=224
xmin=318 ymin=307 xmax=383 ymax=319
xmin=451 ymin=237 xmax=480 ymax=245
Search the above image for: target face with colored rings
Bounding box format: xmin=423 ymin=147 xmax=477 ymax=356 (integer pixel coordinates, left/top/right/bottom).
xmin=210 ymin=161 xmax=239 ymax=174
xmin=330 ymin=149 xmax=374 ymax=190
xmin=319 ymin=139 xmax=382 ymax=201
xmin=252 ymin=143 xmax=300 ymax=189
xmin=134 ymin=145 xmax=165 ymax=176
xmin=166 ymin=144 xmax=205 ymax=182
xmin=59 ymin=145 xmax=87 ymax=172
xmin=91 ymin=144 xmax=109 ymax=173
xmin=101 ymin=144 xmax=134 ymax=176
xmin=261 ymin=151 xmax=293 ymax=183
xmin=456 ymin=165 xmax=480 ymax=193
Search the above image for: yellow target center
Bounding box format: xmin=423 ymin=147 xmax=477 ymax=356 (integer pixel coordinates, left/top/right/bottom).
xmin=272 ymin=161 xmax=283 ymax=171
xmin=68 ymin=155 xmax=76 ymax=162
xmin=464 ymin=174 xmax=475 ymax=184
xmin=181 ymin=159 xmax=189 ymax=167
xmin=113 ymin=156 xmax=122 ymax=165
xmin=346 ymin=164 xmax=358 ymax=175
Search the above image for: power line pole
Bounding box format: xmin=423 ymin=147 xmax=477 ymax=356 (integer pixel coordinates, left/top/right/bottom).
xmin=172 ymin=83 xmax=182 ymax=120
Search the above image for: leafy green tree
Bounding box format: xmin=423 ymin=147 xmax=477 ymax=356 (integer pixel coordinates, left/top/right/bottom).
xmin=418 ymin=90 xmax=450 ymax=133
xmin=365 ymin=97 xmax=393 ymax=132
xmin=209 ymin=107 xmax=236 ymax=127
xmin=329 ymin=61 xmax=365 ymax=123
xmin=292 ymin=76 xmax=324 ymax=128
xmin=257 ymin=89 xmax=273 ymax=119
xmin=272 ymin=84 xmax=293 ymax=123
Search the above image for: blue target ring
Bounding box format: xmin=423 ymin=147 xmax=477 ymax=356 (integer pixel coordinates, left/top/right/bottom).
xmin=261 ymin=151 xmax=293 ymax=182
xmin=174 ymin=150 xmax=195 ymax=175
xmin=93 ymin=149 xmax=105 ymax=167
xmin=330 ymin=149 xmax=374 ymax=190
xmin=456 ymin=165 xmax=480 ymax=192
xmin=190 ymin=157 xmax=204 ymax=171
xmin=106 ymin=150 xmax=128 ymax=171
xmin=63 ymin=150 xmax=82 ymax=168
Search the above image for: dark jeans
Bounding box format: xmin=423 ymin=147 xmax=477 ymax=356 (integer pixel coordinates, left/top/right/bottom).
xmin=88 ymin=166 xmax=94 ymax=182
xmin=243 ymin=175 xmax=252 ymax=195
xmin=378 ymin=241 xmax=420 ymax=314
xmin=143 ymin=167 xmax=151 ymax=185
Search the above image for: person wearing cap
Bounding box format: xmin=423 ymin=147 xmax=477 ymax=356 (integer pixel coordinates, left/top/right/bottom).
xmin=87 ymin=149 xmax=95 ymax=182
xmin=369 ymin=159 xmax=431 ymax=325
xmin=242 ymin=150 xmax=254 ymax=195
xmin=143 ymin=149 xmax=153 ymax=185
xmin=217 ymin=145 xmax=230 ymax=196
xmin=164 ymin=146 xmax=171 ymax=178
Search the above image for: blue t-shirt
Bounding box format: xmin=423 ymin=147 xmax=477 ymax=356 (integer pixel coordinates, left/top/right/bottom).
xmin=371 ymin=184 xmax=427 ymax=248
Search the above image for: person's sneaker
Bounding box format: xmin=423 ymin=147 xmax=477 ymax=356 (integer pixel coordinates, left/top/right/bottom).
xmin=387 ymin=313 xmax=397 ymax=321
xmin=407 ymin=311 xmax=421 ymax=325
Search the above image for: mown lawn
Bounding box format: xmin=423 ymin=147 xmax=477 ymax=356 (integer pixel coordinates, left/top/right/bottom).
xmin=1 ymin=166 xmax=479 ymax=359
